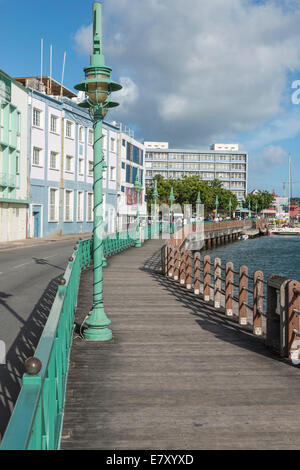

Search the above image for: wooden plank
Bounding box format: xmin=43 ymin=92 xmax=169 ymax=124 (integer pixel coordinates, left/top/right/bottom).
xmin=61 ymin=239 xmax=300 ymax=450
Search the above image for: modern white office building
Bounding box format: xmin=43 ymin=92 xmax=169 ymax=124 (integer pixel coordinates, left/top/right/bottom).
xmin=144 ymin=142 xmax=248 ymax=200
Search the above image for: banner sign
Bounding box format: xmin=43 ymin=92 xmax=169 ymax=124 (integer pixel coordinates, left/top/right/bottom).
xmin=126 ymin=187 xmax=143 ymax=205
xmin=0 ymin=72 xmax=11 ymax=103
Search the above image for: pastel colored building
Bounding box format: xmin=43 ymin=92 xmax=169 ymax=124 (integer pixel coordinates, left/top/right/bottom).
xmin=113 ymin=122 xmax=146 ymax=229
xmin=0 ymin=70 xmax=28 ymax=242
xmin=14 ymin=77 xmax=146 ymax=238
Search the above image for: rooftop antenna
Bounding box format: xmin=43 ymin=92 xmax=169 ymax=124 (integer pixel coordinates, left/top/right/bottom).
xmin=40 ymin=38 xmax=44 ymax=85
xmin=60 ymin=51 xmax=66 ymax=97
xmin=49 ymin=44 xmax=52 ymax=95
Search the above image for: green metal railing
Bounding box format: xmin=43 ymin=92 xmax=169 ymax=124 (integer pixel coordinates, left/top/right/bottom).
xmin=0 ymin=230 xmax=138 ymax=451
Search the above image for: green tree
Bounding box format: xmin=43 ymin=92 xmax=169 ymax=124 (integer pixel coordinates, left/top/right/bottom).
xmin=244 ymin=191 xmax=275 ymax=212
xmin=146 ymin=175 xmax=238 ymax=217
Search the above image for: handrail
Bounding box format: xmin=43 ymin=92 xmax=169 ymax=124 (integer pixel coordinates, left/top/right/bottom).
xmin=0 ymin=228 xmax=141 ymax=451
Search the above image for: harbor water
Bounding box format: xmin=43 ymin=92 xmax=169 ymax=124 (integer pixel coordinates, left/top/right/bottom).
xmin=203 ymin=234 xmax=300 ymax=282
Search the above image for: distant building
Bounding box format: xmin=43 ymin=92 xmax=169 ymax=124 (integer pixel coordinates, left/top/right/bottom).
xmin=0 ymin=70 xmax=29 ymax=242
xmin=117 ymin=123 xmax=146 ymax=229
xmin=261 ymin=194 xmax=289 ymax=220
xmin=144 ymin=142 xmax=248 ymax=200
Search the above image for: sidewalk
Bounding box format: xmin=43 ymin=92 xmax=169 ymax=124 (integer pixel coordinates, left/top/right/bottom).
xmin=0 ymin=232 xmax=92 ymax=252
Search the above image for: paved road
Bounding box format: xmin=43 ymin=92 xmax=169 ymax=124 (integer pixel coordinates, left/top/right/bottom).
xmin=0 ymin=239 xmax=78 ymax=439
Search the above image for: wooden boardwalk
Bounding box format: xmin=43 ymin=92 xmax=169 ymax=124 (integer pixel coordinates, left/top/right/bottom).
xmin=61 ymin=239 xmax=300 ymax=450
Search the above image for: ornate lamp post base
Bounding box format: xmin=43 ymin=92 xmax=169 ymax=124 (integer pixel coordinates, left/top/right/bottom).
xmin=135 ymin=239 xmax=141 ymax=248
xmin=83 ymin=305 xmax=112 ymax=341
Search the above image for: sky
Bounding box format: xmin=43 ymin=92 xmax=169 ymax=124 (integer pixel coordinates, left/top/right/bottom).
xmin=1 ymin=0 xmax=300 ymax=196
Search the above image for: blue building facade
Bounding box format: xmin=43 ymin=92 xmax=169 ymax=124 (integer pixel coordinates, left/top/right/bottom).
xmin=26 ymin=86 xmax=120 ymax=238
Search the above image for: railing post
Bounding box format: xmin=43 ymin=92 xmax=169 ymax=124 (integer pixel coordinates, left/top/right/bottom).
xmin=253 ymin=270 xmax=263 ymax=336
xmin=225 ymin=262 xmax=234 ymax=317
xmin=288 ymin=280 xmax=300 ymax=364
xmin=239 ymin=265 xmax=248 ymax=325
xmin=173 ymin=248 xmax=180 ymax=281
xmin=185 ymin=250 xmax=192 ymax=289
xmin=179 ymin=249 xmax=186 ymax=285
xmin=203 ymin=255 xmax=211 ymax=302
xmin=214 ymin=257 xmax=221 ymax=309
xmin=194 ymin=252 xmax=200 ymax=295
xmin=161 ymin=245 xmax=168 ymax=276
xmin=168 ymin=247 xmax=174 ymax=278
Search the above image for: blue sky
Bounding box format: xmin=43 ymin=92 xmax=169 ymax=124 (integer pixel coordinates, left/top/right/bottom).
xmin=1 ymin=0 xmax=300 ymax=196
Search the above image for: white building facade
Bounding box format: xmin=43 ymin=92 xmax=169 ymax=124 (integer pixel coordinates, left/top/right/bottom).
xmin=144 ymin=142 xmax=248 ymax=201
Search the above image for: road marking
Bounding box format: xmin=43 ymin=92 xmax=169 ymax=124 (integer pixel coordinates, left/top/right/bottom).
xmin=13 ymin=262 xmax=31 ymax=269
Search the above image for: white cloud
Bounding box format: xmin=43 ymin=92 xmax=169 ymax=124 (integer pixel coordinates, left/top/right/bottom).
xmin=249 ymin=145 xmax=289 ymax=173
xmin=74 ymin=0 xmax=300 ymax=147
xmin=74 ymin=23 xmax=92 ymax=56
xmin=114 ymin=77 xmax=139 ymax=113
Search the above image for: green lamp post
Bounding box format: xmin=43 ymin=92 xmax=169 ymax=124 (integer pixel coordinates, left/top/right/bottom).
xmin=134 ymin=168 xmax=143 ymax=247
xmin=169 ymin=186 xmax=175 ymax=232
xmin=255 ymin=202 xmax=258 ymax=218
xmin=74 ymin=2 xmax=122 ymax=341
xmin=215 ymin=195 xmax=219 ymax=219
xmin=229 ymin=197 xmax=232 ymax=219
xmin=153 ymin=180 xmax=159 ymax=237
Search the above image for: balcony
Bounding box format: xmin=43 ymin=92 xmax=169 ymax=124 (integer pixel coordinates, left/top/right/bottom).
xmin=0 ymin=172 xmax=17 ymax=188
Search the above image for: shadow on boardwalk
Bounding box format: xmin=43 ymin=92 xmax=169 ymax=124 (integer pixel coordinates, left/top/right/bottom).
xmin=140 ymin=247 xmax=292 ymax=368
xmin=62 ymin=239 xmax=300 ymax=450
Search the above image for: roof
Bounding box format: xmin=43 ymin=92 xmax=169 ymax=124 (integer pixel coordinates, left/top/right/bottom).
xmin=14 ymin=76 xmax=77 ymax=99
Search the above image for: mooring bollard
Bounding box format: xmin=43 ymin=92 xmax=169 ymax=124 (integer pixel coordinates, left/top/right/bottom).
xmin=225 ymin=262 xmax=234 ymax=317
xmin=194 ymin=252 xmax=201 ymax=295
xmin=288 ymin=280 xmax=300 ymax=364
xmin=214 ymin=258 xmax=221 ymax=309
xmin=239 ymin=265 xmax=248 ymax=325
xmin=253 ymin=270 xmax=264 ymax=336
xmin=203 ymin=255 xmax=211 ymax=302
xmin=185 ymin=250 xmax=192 ymax=289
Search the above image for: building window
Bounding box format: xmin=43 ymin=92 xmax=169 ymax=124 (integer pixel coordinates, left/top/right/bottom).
xmin=16 ymin=153 xmax=20 ymax=175
xmin=77 ymin=191 xmax=84 ymax=221
xmin=110 ymin=137 xmax=115 ymax=152
xmin=49 ymin=188 xmax=59 ymax=222
xmin=50 ymin=151 xmax=59 ymax=170
xmin=110 ymin=166 xmax=116 ymax=181
xmin=33 ymin=108 xmax=41 ymax=127
xmin=122 ymin=139 xmax=126 ymax=147
xmin=66 ymin=121 xmax=73 ymax=138
xmin=88 ymin=161 xmax=93 ymax=176
xmin=78 ymin=158 xmax=84 ymax=176
xmin=66 ymin=155 xmax=74 ymax=172
xmin=79 ymin=126 xmax=84 ymax=142
xmin=88 ymin=129 xmax=93 ymax=145
xmin=121 ymin=162 xmax=125 ymax=169
xmin=64 ymin=190 xmax=73 ymax=222
xmin=87 ymin=192 xmax=93 ymax=221
xmin=33 ymin=147 xmax=42 ymax=166
xmin=50 ymin=114 xmax=58 ymax=133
